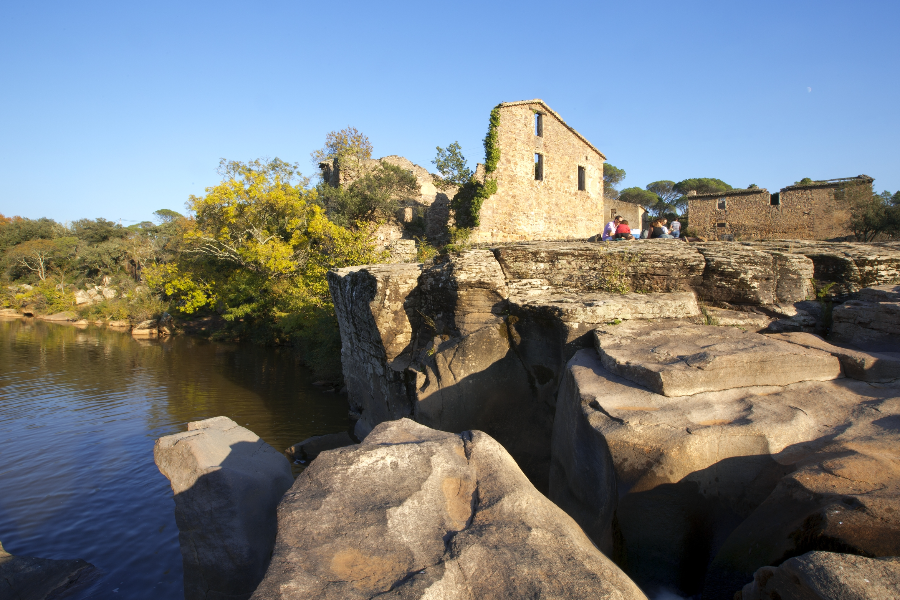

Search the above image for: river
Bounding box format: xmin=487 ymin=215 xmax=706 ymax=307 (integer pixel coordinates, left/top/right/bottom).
xmin=0 ymin=317 xmax=349 ymax=599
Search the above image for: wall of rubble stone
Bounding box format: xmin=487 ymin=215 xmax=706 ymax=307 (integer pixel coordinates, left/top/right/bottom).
xmin=471 ymin=101 xmax=607 ymax=243
xmin=688 ymin=182 xmax=865 ymax=241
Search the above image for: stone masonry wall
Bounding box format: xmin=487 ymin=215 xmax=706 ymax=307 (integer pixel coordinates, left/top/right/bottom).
xmin=471 ymin=101 xmax=607 ymax=243
xmin=688 ymin=182 xmax=865 ymax=241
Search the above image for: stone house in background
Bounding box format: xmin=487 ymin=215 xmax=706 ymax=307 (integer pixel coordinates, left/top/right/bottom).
xmin=687 ymin=175 xmax=873 ymax=241
xmin=468 ymin=100 xmax=610 ymax=243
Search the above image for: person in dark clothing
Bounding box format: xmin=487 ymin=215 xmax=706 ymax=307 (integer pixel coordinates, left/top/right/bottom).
xmin=614 ymin=220 xmax=634 ymax=240
xmin=649 ymin=219 xmax=673 ymax=239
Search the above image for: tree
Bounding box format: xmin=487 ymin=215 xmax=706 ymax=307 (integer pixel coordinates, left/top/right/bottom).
xmin=673 ymin=178 xmax=733 ymax=196
xmin=72 ymin=218 xmax=128 ymax=244
xmin=603 ymin=164 xmax=626 ymax=199
xmin=311 ymin=127 xmax=373 ymax=182
xmin=619 ymin=187 xmax=660 ymax=212
xmin=0 ymin=217 xmax=64 ymax=251
xmin=323 ymin=163 xmax=420 ymax=228
xmin=432 ymin=142 xmax=473 ymax=190
xmin=153 ymin=209 xmax=184 ymax=224
xmin=839 ymin=184 xmax=900 ymax=242
xmin=646 ymin=180 xmax=684 ymax=214
xmin=6 ymin=238 xmax=73 ymax=281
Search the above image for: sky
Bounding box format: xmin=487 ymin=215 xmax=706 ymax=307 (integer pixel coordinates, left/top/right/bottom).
xmin=1 ymin=0 xmax=897 ymax=224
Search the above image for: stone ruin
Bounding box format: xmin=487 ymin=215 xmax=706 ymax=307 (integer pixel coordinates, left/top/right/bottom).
xmin=688 ymin=175 xmax=875 ymax=241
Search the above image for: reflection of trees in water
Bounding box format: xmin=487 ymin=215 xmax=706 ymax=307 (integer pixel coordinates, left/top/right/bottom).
xmin=0 ymin=319 xmax=348 ymax=453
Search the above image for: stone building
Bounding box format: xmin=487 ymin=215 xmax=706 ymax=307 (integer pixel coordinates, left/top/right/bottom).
xmin=469 ymin=100 xmax=609 ymax=243
xmin=687 ymin=176 xmax=873 ymax=241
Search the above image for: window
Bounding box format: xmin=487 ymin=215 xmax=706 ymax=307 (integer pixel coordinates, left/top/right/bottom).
xmin=534 ymin=113 xmax=543 ymax=137
xmin=770 ymin=193 xmax=780 ymax=206
xmin=610 ymin=209 xmax=616 ymax=219
xmin=716 ymin=222 xmax=727 ymax=228
xmin=577 ymin=166 xmax=586 ymax=191
xmin=534 ymin=153 xmax=543 ymax=180
xmin=717 ymin=198 xmax=727 ymax=210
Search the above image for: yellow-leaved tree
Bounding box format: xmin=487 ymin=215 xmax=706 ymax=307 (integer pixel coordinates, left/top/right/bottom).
xmin=145 ymin=157 xmax=386 ymax=376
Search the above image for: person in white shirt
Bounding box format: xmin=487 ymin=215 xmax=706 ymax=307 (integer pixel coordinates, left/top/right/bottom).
xmin=670 ymin=219 xmax=681 ymax=238
xmin=602 ymin=216 xmax=622 ymax=241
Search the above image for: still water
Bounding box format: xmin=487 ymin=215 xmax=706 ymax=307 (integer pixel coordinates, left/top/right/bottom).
xmin=0 ymin=318 xmax=349 ymax=599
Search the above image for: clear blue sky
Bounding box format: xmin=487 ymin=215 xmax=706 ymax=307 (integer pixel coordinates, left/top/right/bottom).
xmin=1 ymin=0 xmax=897 ymax=223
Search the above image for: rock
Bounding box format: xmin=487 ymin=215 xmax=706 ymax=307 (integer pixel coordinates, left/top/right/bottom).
xmin=0 ymin=540 xmax=95 ymax=600
xmin=694 ymin=244 xmax=813 ymax=305
xmin=740 ymin=551 xmax=900 ymax=600
xmin=830 ymin=300 xmax=900 ymax=352
xmin=285 ymin=431 xmax=355 ymax=461
xmin=73 ymin=289 xmax=93 ymax=305
xmin=158 ymin=313 xmax=175 ymax=336
xmin=769 ymin=331 xmax=900 ymax=382
xmin=855 ymin=283 xmax=900 ymax=303
xmin=155 ymin=416 xmax=294 ymax=600
xmin=40 ymin=311 xmax=77 ymax=322
xmin=699 ymin=306 xmax=773 ymax=330
xmin=131 ymin=319 xmax=158 ymax=338
xmin=593 ymin=323 xmax=841 ymax=396
xmin=106 ymin=320 xmax=130 ymax=329
xmin=20 ymin=284 xmax=33 ymax=291
xmin=550 ymin=344 xmax=900 ymax=597
xmin=384 ymin=239 xmax=417 ymax=264
xmin=99 ymin=286 xmax=116 ymax=300
xmin=0 ymin=308 xmax=23 ymax=317
xmin=252 ymin=419 xmax=648 ymax=600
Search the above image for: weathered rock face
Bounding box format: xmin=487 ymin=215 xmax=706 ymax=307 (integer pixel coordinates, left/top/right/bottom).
xmin=285 ymin=431 xmax=356 ymax=462
xmin=0 ymin=541 xmax=95 ymax=600
xmin=550 ymin=326 xmax=900 ymax=598
xmin=252 ymin=419 xmax=648 ymax=600
xmin=154 ymin=416 xmax=294 ymax=600
xmin=328 ymin=241 xmax=900 ymax=492
xmin=740 ymin=551 xmax=900 ymax=600
xmin=831 ymin=299 xmax=900 ymax=352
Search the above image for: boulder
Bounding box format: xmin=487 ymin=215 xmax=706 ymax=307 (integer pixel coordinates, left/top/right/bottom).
xmin=855 ymin=283 xmax=900 ymax=303
xmin=285 ymin=431 xmax=355 ymax=462
xmin=0 ymin=540 xmax=95 ymax=600
xmin=40 ymin=311 xmax=77 ymax=322
xmin=155 ymin=416 xmax=294 ymax=600
xmin=592 ymin=323 xmax=841 ymax=396
xmin=550 ymin=341 xmax=900 ymax=597
xmin=252 ymin=419 xmax=648 ymax=600
xmin=740 ymin=551 xmax=900 ymax=600
xmin=131 ymin=319 xmax=159 ymax=338
xmin=73 ymin=289 xmax=93 ymax=305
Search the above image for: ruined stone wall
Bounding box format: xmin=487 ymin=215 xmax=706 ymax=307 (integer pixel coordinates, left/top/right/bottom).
xmin=471 ymin=102 xmax=606 ymax=243
xmin=688 ymin=183 xmax=860 ymax=241
xmin=602 ymin=200 xmax=645 ymax=231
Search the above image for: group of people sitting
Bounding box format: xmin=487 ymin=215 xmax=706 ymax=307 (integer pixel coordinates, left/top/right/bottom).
xmin=601 ymin=216 xmax=681 ymax=241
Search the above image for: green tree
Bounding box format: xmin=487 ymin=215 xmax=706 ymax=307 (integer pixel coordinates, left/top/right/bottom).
xmin=673 ymin=178 xmax=733 ymax=196
xmin=432 ymin=142 xmax=472 ymax=190
xmin=72 ymin=218 xmax=128 ymax=244
xmin=840 ymin=185 xmax=900 ymax=242
xmin=619 ymin=187 xmax=660 ymax=212
xmin=322 ymin=162 xmax=421 ymax=228
xmin=6 ymin=238 xmax=77 ymax=281
xmin=603 ymin=164 xmax=626 ymax=199
xmin=153 ymin=209 xmax=184 ymax=224
xmin=646 ymin=180 xmax=684 ymax=214
xmin=0 ymin=217 xmax=64 ymax=251
xmin=311 ymin=127 xmax=373 ymax=182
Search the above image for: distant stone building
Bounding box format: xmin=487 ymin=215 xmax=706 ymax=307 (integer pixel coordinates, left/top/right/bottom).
xmin=687 ymin=176 xmax=873 ymax=241
xmin=470 ymin=100 xmax=610 ymax=243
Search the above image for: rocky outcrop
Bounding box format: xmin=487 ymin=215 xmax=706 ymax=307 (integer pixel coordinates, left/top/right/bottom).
xmin=252 ymin=419 xmax=648 ymax=600
xmin=328 ymin=241 xmax=900 ymax=492
xmin=0 ymin=541 xmax=95 ymax=600
xmin=284 ymin=431 xmax=355 ymax=462
xmin=740 ymin=551 xmax=900 ymax=600
xmin=550 ymin=325 xmax=900 ymax=598
xmin=155 ymin=416 xmax=294 ymax=600
xmin=831 ymin=299 xmax=900 ymax=352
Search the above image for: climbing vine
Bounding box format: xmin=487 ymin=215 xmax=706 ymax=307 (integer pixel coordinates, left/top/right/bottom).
xmin=450 ymin=106 xmax=501 ymax=229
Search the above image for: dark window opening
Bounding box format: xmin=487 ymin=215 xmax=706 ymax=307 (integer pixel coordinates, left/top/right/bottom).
xmin=716 ymin=222 xmax=727 ymax=228
xmin=717 ymin=198 xmax=727 ymax=210
xmin=534 ymin=153 xmax=543 ymax=181
xmin=578 ymin=166 xmax=586 ymax=191
xmin=770 ymin=193 xmax=780 ymax=206
xmin=534 ymin=113 xmax=543 ymax=137
xmin=610 ymin=209 xmax=616 ymax=220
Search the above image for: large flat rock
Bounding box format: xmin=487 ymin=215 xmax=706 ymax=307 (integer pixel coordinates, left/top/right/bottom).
xmin=593 ymin=323 xmax=841 ymax=396
xmin=830 ymin=300 xmax=900 ymax=352
xmin=252 ymin=419 xmax=648 ymax=600
xmin=155 ymin=416 xmax=294 ymax=600
xmin=769 ymin=331 xmax=900 ymax=382
xmin=550 ymin=348 xmax=900 ymax=597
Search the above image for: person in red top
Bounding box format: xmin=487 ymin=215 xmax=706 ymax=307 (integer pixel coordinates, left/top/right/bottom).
xmin=614 ymin=220 xmax=634 ymax=240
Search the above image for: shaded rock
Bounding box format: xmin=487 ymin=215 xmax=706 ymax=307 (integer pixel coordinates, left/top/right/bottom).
xmin=830 ymin=300 xmax=900 ymax=352
xmin=0 ymin=540 xmax=95 ymax=600
xmin=550 ymin=345 xmax=900 ymax=597
xmin=40 ymin=311 xmax=77 ymax=322
xmin=155 ymin=416 xmax=294 ymax=600
xmin=769 ymin=331 xmax=900 ymax=382
xmin=855 ymin=283 xmax=900 ymax=303
xmin=252 ymin=419 xmax=648 ymax=600
xmin=131 ymin=319 xmax=158 ymax=338
xmin=699 ymin=306 xmax=773 ymax=330
xmin=740 ymin=551 xmax=900 ymax=600
xmin=593 ymin=323 xmax=841 ymax=396
xmin=285 ymin=431 xmax=355 ymax=462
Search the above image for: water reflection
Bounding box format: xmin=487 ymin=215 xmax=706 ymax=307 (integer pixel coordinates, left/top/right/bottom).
xmin=0 ymin=318 xmax=348 ymax=599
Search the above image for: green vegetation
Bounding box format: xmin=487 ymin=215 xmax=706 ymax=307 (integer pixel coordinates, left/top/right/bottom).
xmin=432 ymin=142 xmax=473 ymax=190
xmin=603 ymin=164 xmax=626 ymax=199
xmin=837 ymin=184 xmax=900 ymax=242
xmin=450 ymin=106 xmax=501 ymax=230
xmin=320 ymin=162 xmax=420 ymax=228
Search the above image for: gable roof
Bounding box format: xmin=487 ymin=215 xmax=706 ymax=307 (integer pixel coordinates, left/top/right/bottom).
xmin=498 ymin=99 xmax=607 ymax=160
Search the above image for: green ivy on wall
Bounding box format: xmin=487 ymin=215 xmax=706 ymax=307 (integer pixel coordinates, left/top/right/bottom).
xmin=450 ymin=106 xmax=501 ymax=229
